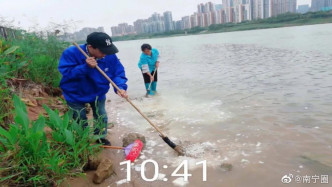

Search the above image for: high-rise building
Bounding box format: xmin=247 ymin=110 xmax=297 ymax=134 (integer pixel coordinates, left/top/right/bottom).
xmin=203 ymin=13 xmax=210 ymax=27
xmin=216 ymin=9 xmax=226 ymax=24
xmin=324 ymin=0 xmax=332 ymax=10
xmin=111 ymin=26 xmax=120 ymax=36
xmin=311 ymin=0 xmax=326 ymax=11
xmin=223 ymin=0 xmax=251 ymax=23
xmin=297 ymin=4 xmax=310 ymax=14
xmin=311 ymin=0 xmax=332 ymax=11
xmin=204 ymin=3 xmax=211 ymax=13
xmin=270 ymin=0 xmax=296 ymax=17
xmin=163 ymin=11 xmax=174 ymax=32
xmin=197 ymin=13 xmax=204 ymax=27
xmin=206 ymin=12 xmax=213 ymax=26
xmin=250 ymin=0 xmax=271 ymax=20
xmin=134 ymin=19 xmax=145 ymax=34
xmin=206 ymin=2 xmax=216 ymax=12
xmin=151 ymin=13 xmax=162 ymax=22
xmin=249 ymin=0 xmax=295 ymax=20
xmin=196 ymin=2 xmax=217 ymax=25
xmin=211 ymin=11 xmax=218 ymax=24
xmin=222 ymin=0 xmax=233 ymax=22
xmin=190 ymin=13 xmax=199 ymax=28
xmin=262 ymin=0 xmax=272 ymax=18
xmin=133 ymin=13 xmax=166 ymax=34
xmin=111 ymin=23 xmax=136 ymax=36
xmin=215 ymin=4 xmax=223 ymax=11
xmin=198 ymin=3 xmax=205 ymax=13
xmin=182 ymin=16 xmax=191 ymax=29
xmin=233 ymin=0 xmax=244 ymax=22
xmin=175 ymin=20 xmax=184 ymax=30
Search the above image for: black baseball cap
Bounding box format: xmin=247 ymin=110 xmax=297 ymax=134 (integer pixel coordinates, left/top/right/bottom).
xmin=86 ymin=32 xmax=119 ymax=55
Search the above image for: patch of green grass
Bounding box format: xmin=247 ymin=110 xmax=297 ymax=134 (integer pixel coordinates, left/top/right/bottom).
xmin=0 ymin=40 xmax=22 ymax=127
xmin=24 ymin=54 xmax=61 ymax=88
xmin=8 ymin=33 xmax=68 ymax=87
xmin=0 ymin=85 xmax=12 ymax=127
xmin=0 ymin=32 xmax=69 ymax=125
xmin=0 ymin=95 xmax=102 ymax=186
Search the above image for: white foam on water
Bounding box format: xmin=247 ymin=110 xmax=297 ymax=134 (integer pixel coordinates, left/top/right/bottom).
xmin=116 ymin=179 xmax=129 ymax=185
xmin=241 ymin=159 xmax=250 ymax=164
xmin=143 ymin=148 xmax=154 ymax=155
xmin=201 ymin=141 xmax=215 ymax=147
xmin=134 ymin=164 xmax=141 ymax=171
xmin=147 ymin=140 xmax=157 ymax=147
xmin=184 ymin=143 xmax=206 ymax=158
xmin=139 ymin=155 xmax=146 ymax=159
xmin=192 ymin=131 xmax=199 ymax=136
xmin=173 ymin=177 xmax=189 ymax=186
xmin=157 ymin=173 xmax=166 ymax=180
xmin=241 ymin=151 xmax=250 ymax=157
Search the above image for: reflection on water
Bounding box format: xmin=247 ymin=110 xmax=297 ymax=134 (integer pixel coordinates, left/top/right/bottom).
xmin=106 ymin=24 xmax=332 ymax=186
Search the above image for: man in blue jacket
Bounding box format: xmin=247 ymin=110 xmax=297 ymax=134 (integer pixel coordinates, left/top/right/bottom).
xmin=58 ymin=32 xmax=128 ymax=145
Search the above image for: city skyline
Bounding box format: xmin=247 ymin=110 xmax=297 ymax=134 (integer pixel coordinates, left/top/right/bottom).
xmin=110 ymin=0 xmax=328 ymax=37
xmin=0 ymin=0 xmax=312 ymax=35
xmin=109 ymin=0 xmax=315 ymax=36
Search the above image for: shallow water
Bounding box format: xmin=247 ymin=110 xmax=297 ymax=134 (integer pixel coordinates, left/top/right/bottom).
xmin=105 ymin=24 xmax=332 ymax=187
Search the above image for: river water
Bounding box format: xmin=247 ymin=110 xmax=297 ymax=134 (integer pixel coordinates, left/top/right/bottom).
xmin=102 ymin=24 xmax=332 ymax=187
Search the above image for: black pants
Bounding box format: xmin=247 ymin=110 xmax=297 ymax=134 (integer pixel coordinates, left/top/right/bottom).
xmin=142 ymin=70 xmax=158 ymax=83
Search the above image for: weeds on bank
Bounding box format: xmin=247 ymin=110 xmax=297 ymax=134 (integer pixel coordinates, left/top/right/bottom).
xmin=0 ymin=32 xmax=68 ymax=125
xmin=0 ymin=95 xmax=103 ymax=186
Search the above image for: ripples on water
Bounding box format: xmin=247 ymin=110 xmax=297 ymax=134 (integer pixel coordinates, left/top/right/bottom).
xmin=108 ymin=39 xmax=332 ymax=186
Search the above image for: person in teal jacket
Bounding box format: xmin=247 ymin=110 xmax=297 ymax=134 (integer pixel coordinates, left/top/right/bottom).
xmin=138 ymin=44 xmax=160 ymax=95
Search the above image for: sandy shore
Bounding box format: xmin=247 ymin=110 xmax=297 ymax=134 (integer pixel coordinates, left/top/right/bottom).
xmin=61 ymin=115 xmax=223 ymax=187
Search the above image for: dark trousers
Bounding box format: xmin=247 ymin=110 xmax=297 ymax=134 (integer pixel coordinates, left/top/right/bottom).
xmin=142 ymin=70 xmax=158 ymax=83
xmin=67 ymin=99 xmax=108 ymax=136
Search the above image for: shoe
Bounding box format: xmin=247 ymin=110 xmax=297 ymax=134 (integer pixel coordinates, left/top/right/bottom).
xmin=97 ymin=138 xmax=111 ymax=146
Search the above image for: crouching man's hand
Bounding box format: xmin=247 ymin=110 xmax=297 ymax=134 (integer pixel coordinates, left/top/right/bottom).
xmin=86 ymin=57 xmax=98 ymax=68
xmin=117 ymin=89 xmax=128 ymax=99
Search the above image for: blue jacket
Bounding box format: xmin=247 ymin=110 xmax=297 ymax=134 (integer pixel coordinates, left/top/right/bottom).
xmin=138 ymin=48 xmax=159 ymax=73
xmin=58 ymin=44 xmax=128 ymax=103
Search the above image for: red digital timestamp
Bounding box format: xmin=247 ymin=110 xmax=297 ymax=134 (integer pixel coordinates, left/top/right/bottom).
xmin=120 ymin=159 xmax=207 ymax=182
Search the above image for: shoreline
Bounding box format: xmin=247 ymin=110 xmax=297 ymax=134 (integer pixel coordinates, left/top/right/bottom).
xmin=62 ymin=95 xmax=226 ymax=187
xmin=112 ymin=16 xmax=332 ymax=42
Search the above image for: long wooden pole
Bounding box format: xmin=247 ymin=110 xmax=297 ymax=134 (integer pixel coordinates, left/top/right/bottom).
xmin=73 ymin=43 xmax=184 ymax=155
xmin=101 ymin=145 xmax=124 ymax=150
xmin=73 ymin=43 xmax=166 ymax=137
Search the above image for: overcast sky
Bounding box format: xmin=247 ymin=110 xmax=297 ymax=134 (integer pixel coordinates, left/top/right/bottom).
xmin=0 ymin=0 xmax=311 ymax=34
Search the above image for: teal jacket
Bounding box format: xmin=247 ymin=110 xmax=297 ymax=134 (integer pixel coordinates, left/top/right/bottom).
xmin=138 ymin=48 xmax=159 ymax=73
